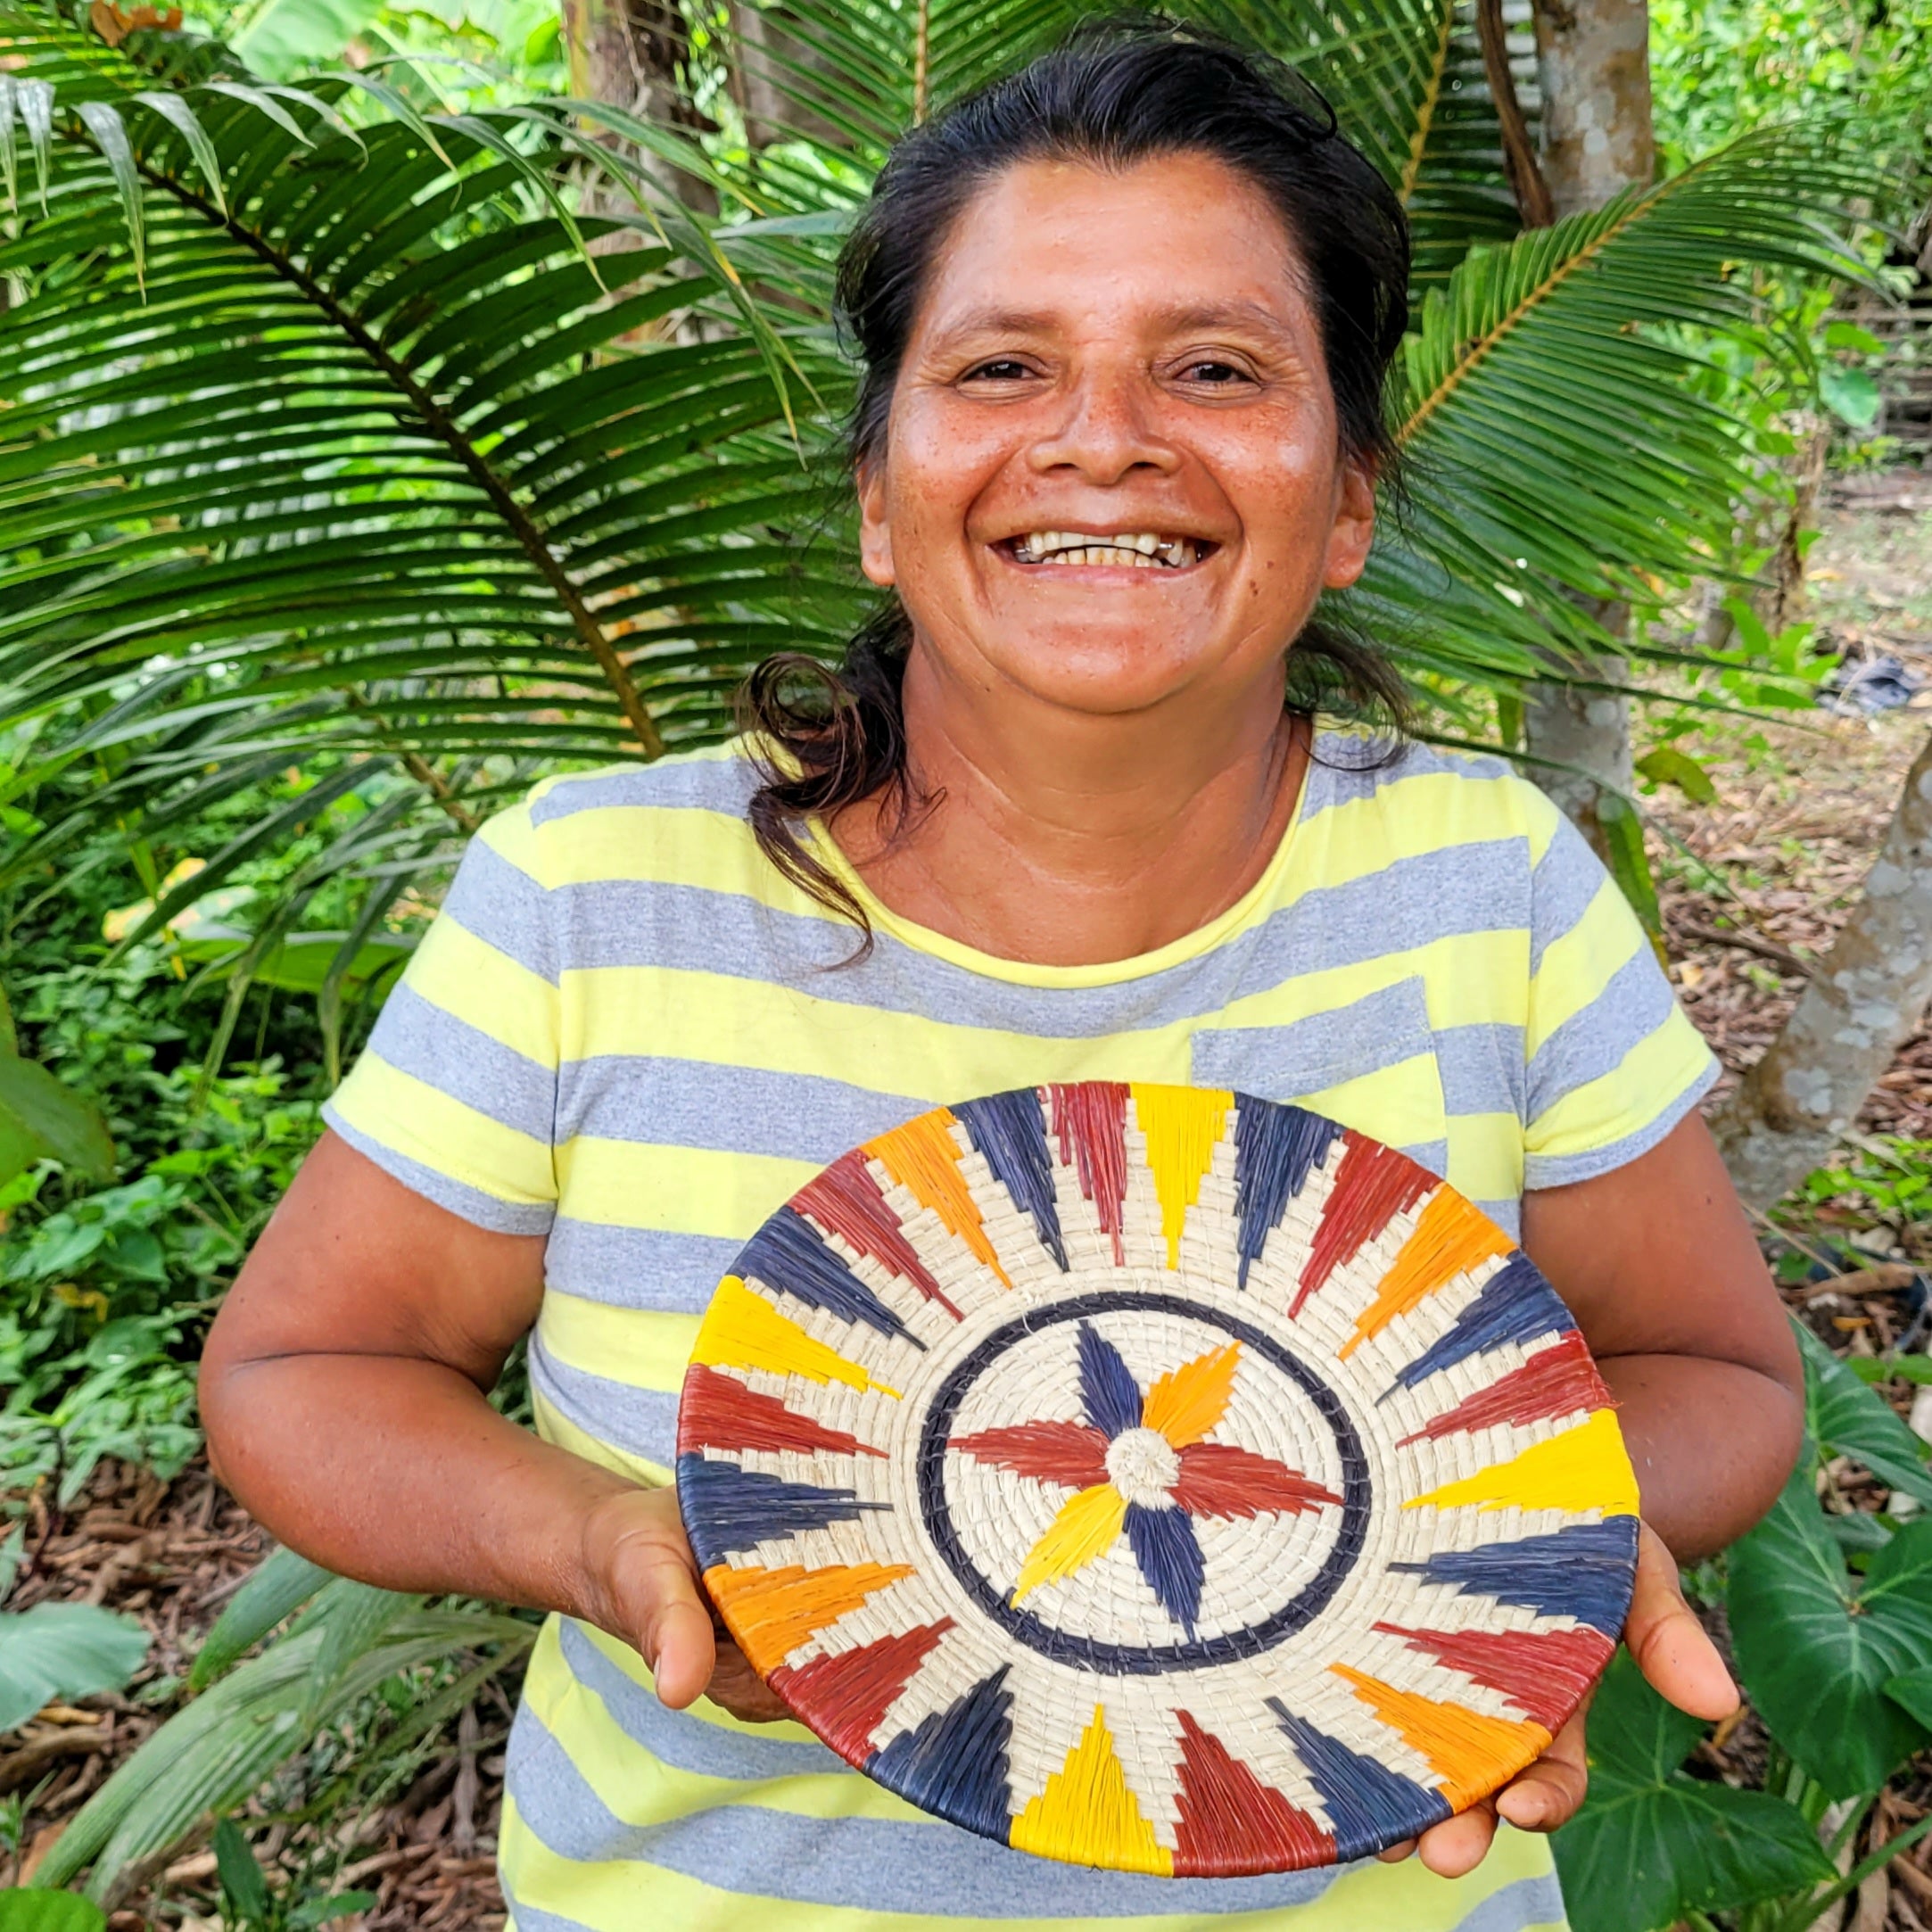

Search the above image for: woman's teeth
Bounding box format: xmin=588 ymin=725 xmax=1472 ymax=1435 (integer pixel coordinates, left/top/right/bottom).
xmin=1010 ymin=531 xmax=1198 ymax=568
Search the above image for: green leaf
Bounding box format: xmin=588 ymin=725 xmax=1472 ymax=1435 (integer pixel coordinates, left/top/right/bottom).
xmin=1823 ymin=320 xmax=1884 ymax=355
xmin=212 ymin=1820 xmax=270 ymax=1922
xmin=1636 ymin=745 xmax=1718 ymax=805
xmin=1886 ymin=1664 xmax=1932 ymax=1729
xmin=1551 ymin=1650 xmax=1833 ymax=1932
xmin=0 ymin=1604 xmax=151 ymax=1731
xmin=288 ymin=1892 xmax=378 ymax=1928
xmin=1798 ymin=1322 xmax=1932 ymax=1507
xmin=1728 ymin=1460 xmax=1932 ymax=1796
xmin=230 ymin=0 xmax=385 ymax=77
xmin=1821 ymin=364 xmax=1882 ymax=428
xmin=1596 ymin=792 xmax=1666 ymax=954
xmin=0 ymin=1894 xmax=107 ymax=1932
xmin=0 ymin=1053 xmax=116 ymax=1187
xmin=191 ymin=1547 xmax=333 ymax=1692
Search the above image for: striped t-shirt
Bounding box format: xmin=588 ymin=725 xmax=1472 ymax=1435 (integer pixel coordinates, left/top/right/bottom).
xmin=326 ymin=731 xmax=1717 ymax=1932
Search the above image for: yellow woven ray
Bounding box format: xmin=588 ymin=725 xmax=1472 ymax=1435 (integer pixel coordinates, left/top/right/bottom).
xmin=691 ymin=1277 xmax=902 ymax=1398
xmin=703 ymin=1561 xmax=914 ymax=1676
xmin=1011 ymin=1482 xmax=1127 ymax=1605
xmin=1332 ymin=1665 xmax=1551 ymax=1811
xmin=1402 ymin=1408 xmax=1639 ymax=1517
xmin=866 ymin=1111 xmax=1012 ymax=1288
xmin=1141 ymin=1342 xmax=1241 ymax=1449
xmin=1132 ymin=1084 xmax=1233 ymax=1268
xmin=1011 ymin=1705 xmax=1173 ymax=1874
xmin=1338 ymin=1189 xmax=1513 ymax=1359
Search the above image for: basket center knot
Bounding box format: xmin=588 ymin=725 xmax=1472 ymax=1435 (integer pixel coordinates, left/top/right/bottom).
xmin=1104 ymin=1425 xmax=1181 ymax=1507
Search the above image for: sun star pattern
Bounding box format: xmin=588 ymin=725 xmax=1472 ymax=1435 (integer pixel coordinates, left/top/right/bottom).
xmin=676 ymin=1083 xmax=1638 ymax=1878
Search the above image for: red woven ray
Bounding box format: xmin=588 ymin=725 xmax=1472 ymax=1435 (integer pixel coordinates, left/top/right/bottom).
xmin=770 ymin=1619 xmax=954 ymax=1761
xmin=949 ymin=1421 xmax=1110 ymax=1489
xmin=794 ymin=1151 xmax=961 ymax=1317
xmin=1292 ymin=1134 xmax=1432 ymax=1317
xmin=1396 ymin=1330 xmax=1611 ymax=1446
xmin=1170 ymin=1441 xmax=1342 ymax=1520
xmin=677 ymin=1363 xmax=886 ymax=1460
xmin=1372 ymin=1622 xmax=1615 ymax=1733
xmin=1173 ymin=1710 xmax=1335 ymax=1876
xmin=1048 ymin=1081 xmax=1128 ymax=1264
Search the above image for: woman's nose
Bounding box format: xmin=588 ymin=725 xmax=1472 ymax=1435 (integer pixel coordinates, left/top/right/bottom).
xmin=1026 ymin=371 xmax=1178 ymax=483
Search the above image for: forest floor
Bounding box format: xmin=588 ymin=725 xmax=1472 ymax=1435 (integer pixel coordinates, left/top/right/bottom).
xmin=12 ymin=470 xmax=1932 ymax=1929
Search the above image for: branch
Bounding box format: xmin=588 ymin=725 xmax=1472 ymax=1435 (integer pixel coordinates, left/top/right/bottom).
xmin=1476 ymin=0 xmax=1554 ymax=227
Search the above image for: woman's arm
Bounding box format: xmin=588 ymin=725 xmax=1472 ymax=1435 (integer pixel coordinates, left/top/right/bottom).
xmin=199 ymin=1130 xmax=780 ymax=1716
xmin=1521 ymin=1108 xmax=1804 ymax=1558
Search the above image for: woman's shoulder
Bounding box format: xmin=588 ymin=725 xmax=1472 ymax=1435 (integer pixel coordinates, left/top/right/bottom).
xmin=1304 ymin=728 xmax=1566 ymax=857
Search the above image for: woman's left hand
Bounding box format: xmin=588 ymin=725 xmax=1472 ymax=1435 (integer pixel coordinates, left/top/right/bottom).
xmin=1376 ymin=1520 xmax=1739 ymax=1878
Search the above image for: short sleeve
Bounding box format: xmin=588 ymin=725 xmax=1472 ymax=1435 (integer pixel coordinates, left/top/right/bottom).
xmin=1521 ymin=805 xmax=1720 ymax=1191
xmin=323 ymin=795 xmax=560 ymax=1234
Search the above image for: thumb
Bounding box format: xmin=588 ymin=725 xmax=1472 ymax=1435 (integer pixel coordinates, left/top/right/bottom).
xmin=630 ymin=1532 xmax=717 ymax=1710
xmin=1625 ymin=1520 xmax=1738 ymax=1722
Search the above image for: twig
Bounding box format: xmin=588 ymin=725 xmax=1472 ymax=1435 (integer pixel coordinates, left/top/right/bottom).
xmin=1674 ymin=917 xmax=1817 ymax=977
xmin=1475 ymin=0 xmax=1553 ymax=227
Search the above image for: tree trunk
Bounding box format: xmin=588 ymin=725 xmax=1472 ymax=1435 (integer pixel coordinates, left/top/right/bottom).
xmin=562 ymin=0 xmax=719 ymax=218
xmin=1522 ymin=0 xmax=1655 ymax=856
xmin=1711 ymin=731 xmax=1932 ymax=1210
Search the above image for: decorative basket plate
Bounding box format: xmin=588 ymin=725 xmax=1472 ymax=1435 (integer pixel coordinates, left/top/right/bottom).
xmin=675 ymin=1083 xmax=1637 ymax=1877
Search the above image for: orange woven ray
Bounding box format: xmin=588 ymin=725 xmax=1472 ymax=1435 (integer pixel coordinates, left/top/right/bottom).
xmin=704 ymin=1561 xmax=915 ymax=1676
xmin=866 ymin=1112 xmax=1012 ymax=1288
xmin=1331 ymin=1664 xmax=1550 ymax=1809
xmin=1338 ymin=1190 xmax=1512 ymax=1358
xmin=1142 ymin=1342 xmax=1240 ymax=1449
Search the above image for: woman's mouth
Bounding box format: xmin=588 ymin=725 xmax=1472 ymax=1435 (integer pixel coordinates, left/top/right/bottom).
xmin=1000 ymin=530 xmax=1212 ymax=568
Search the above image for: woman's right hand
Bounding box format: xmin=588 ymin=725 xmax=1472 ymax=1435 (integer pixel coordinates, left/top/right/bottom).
xmin=578 ymin=1485 xmax=791 ymax=1722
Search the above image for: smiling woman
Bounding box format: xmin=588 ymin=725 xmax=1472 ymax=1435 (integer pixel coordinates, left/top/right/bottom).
xmin=198 ymin=21 xmax=1798 ymax=1932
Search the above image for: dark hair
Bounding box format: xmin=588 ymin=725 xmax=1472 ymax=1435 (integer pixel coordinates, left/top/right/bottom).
xmin=741 ymin=17 xmax=1413 ymax=944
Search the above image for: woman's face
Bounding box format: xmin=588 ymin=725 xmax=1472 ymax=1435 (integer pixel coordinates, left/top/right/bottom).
xmin=858 ymin=151 xmax=1377 ymax=722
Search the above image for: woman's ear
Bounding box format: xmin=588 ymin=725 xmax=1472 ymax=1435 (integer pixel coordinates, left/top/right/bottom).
xmin=1321 ymin=457 xmax=1377 ymax=591
xmin=857 ymin=459 xmax=896 ymax=589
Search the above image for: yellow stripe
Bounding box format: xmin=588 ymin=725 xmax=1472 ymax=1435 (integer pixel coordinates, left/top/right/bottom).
xmin=329 ymin=1055 xmax=554 ymax=1209
xmin=555 ymin=1135 xmax=816 ymax=1238
xmin=1528 ymin=1011 xmax=1714 ymax=1152
xmin=530 ymin=1386 xmax=669 ymax=1488
xmin=400 ymin=915 xmax=557 ymax=1066
xmin=1404 ymin=1408 xmax=1640 ymax=1516
xmin=539 ymin=1293 xmax=695 ymax=1393
xmin=691 ymin=1278 xmax=901 ymax=1398
xmin=1009 ymin=1705 xmax=1171 ymax=1875
xmin=1525 ymin=878 xmax=1646 ymax=1053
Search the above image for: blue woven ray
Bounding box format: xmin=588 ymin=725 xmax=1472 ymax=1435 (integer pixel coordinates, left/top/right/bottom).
xmin=1391 ymin=1515 xmax=1639 ymax=1635
xmin=1270 ymin=1703 xmax=1450 ymax=1862
xmin=1383 ymin=1252 xmax=1570 ymax=1393
xmin=1077 ymin=1323 xmax=1143 ymax=1439
xmin=869 ymin=1666 xmax=1014 ymax=1843
xmin=736 ymin=1207 xmax=921 ymax=1346
xmin=1234 ymin=1101 xmax=1341 ymax=1290
xmin=956 ymin=1089 xmax=1067 ymax=1270
xmin=675 ymin=1455 xmax=882 ymax=1571
xmin=1126 ymin=1502 xmax=1206 ymax=1637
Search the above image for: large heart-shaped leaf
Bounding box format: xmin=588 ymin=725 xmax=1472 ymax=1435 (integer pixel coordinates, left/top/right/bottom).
xmin=1729 ymin=1461 xmax=1932 ymax=1796
xmin=0 ymin=1054 xmax=115 ymax=1190
xmin=1552 ymin=1650 xmax=1833 ymax=1932
xmin=1799 ymin=1321 xmax=1932 ymax=1507
xmin=0 ymin=1604 xmax=150 ymax=1731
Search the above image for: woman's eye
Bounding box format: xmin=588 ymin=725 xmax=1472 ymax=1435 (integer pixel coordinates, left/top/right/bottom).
xmin=1178 ymin=359 xmax=1251 ymax=385
xmin=962 ymin=359 xmax=1034 ymax=383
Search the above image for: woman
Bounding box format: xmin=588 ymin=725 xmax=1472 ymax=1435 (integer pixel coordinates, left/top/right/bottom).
xmin=202 ymin=25 xmax=1798 ymax=1932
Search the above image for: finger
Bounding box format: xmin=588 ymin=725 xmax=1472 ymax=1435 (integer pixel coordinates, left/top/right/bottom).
xmin=707 ymin=1641 xmax=793 ymax=1723
xmin=1627 ymin=1521 xmax=1738 ymax=1721
xmin=624 ymin=1533 xmax=717 ymax=1709
xmin=1494 ymin=1710 xmax=1590 ymax=1832
xmin=1416 ymin=1802 xmax=1496 ymax=1879
xmin=1375 ymin=1838 xmax=1416 ymax=1864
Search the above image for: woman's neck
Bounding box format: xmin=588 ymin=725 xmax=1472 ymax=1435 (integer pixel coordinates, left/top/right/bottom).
xmin=828 ymin=656 xmax=1309 ymax=969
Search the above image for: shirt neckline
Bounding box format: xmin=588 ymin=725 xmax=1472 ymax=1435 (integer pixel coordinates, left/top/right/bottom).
xmin=802 ymin=736 xmax=1325 ymax=990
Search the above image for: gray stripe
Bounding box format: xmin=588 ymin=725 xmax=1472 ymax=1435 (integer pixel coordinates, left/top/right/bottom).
xmin=1300 ymin=739 xmax=1511 ymax=823
xmin=531 ymin=1339 xmax=677 ymax=1467
xmin=544 ymin=1220 xmax=738 ymax=1313
xmin=1476 ymin=1198 xmax=1523 ymax=1239
xmin=556 ymin=1617 xmax=841 ymax=1779
xmin=444 ymin=837 xmax=557 ymax=985
xmin=1526 ymin=948 xmax=1676 ymax=1126
xmin=554 ymin=1057 xmax=923 ymax=1160
xmin=1436 ymin=1021 xmax=1527 ymax=1124
xmin=530 ymin=756 xmax=758 ymax=826
xmin=1402 ymin=1138 xmax=1450 ymax=1182
xmin=1190 ymin=978 xmax=1433 ymax=1098
xmin=1528 ymin=815 xmax=1606 ymax=976
xmin=504 ymin=1702 xmax=1347 ymax=1918
xmin=545 ymin=838 xmax=1533 ymax=1042
xmin=365 ymin=982 xmax=556 ymax=1144
xmin=1523 ymin=1056 xmax=1718 ymax=1193
xmin=323 ymin=1106 xmax=554 ymax=1235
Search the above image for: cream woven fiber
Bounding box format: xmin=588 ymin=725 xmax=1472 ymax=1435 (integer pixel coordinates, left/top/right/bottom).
xmin=675 ymin=1083 xmax=1638 ymax=1877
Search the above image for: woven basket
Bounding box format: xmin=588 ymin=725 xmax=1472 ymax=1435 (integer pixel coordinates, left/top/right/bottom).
xmin=675 ymin=1083 xmax=1636 ymax=1876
